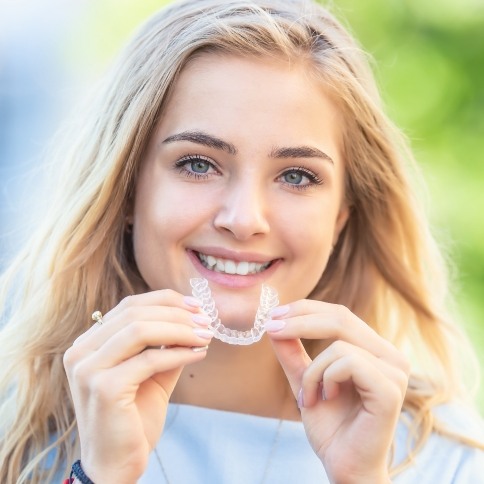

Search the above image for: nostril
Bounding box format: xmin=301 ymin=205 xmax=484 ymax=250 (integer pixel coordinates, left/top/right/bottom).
xmin=213 ymin=208 xmax=270 ymax=239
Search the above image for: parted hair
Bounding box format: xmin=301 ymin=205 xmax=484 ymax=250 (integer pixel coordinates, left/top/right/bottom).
xmin=0 ymin=0 xmax=481 ymax=482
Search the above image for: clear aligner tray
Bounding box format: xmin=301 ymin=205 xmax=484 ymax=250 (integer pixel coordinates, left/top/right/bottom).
xmin=190 ymin=277 xmax=279 ymax=345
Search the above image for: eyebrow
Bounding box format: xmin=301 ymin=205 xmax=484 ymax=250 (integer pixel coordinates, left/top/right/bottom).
xmin=162 ymin=130 xmax=237 ymax=155
xmin=270 ymin=146 xmax=334 ymax=164
xmin=162 ymin=129 xmax=334 ymax=164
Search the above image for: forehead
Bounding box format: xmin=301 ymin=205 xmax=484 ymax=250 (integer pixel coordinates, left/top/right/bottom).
xmin=154 ymin=53 xmax=343 ymax=157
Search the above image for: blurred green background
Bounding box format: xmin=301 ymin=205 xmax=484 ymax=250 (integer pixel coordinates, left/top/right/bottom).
xmin=73 ymin=0 xmax=483 ymax=408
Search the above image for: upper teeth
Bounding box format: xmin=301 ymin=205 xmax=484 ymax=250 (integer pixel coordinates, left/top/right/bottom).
xmin=197 ymin=252 xmax=271 ymax=275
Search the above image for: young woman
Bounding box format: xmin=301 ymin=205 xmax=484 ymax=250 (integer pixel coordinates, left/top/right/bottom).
xmin=1 ymin=0 xmax=483 ymax=482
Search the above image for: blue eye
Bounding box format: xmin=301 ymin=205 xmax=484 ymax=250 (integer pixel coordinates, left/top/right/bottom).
xmin=284 ymin=171 xmax=304 ymax=185
xmin=190 ymin=159 xmax=210 ymax=173
xmin=174 ymin=155 xmax=219 ymax=179
xmin=280 ymin=167 xmax=323 ymax=190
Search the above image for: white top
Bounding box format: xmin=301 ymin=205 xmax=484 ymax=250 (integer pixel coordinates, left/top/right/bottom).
xmin=139 ymin=403 xmax=484 ymax=484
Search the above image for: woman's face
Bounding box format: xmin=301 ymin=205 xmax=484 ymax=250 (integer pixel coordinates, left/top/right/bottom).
xmin=132 ymin=54 xmax=348 ymax=329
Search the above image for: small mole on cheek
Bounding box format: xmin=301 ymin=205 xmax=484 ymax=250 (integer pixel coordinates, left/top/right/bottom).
xmin=189 ymin=373 xmax=195 ymax=378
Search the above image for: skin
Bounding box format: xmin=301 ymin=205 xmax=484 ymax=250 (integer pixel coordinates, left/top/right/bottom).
xmin=132 ymin=54 xmax=348 ymax=326
xmin=64 ymin=54 xmax=409 ymax=484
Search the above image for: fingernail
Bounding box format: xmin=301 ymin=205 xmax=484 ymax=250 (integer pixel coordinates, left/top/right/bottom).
xmin=297 ymin=388 xmax=305 ymax=409
xmin=183 ymin=296 xmax=202 ymax=308
xmin=193 ymin=328 xmax=214 ymax=339
xmin=264 ymin=319 xmax=286 ymax=332
xmin=269 ymin=305 xmax=290 ymax=318
xmin=191 ymin=345 xmax=209 ymax=353
xmin=192 ymin=314 xmax=212 ymax=326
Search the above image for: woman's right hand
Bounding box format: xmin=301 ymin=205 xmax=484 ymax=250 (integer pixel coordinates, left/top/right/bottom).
xmin=63 ymin=290 xmax=213 ymax=484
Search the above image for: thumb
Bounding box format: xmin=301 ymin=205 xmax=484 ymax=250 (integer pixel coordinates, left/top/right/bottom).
xmin=269 ymin=337 xmax=312 ymax=398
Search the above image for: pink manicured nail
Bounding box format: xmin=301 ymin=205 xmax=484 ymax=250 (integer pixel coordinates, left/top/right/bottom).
xmin=264 ymin=319 xmax=286 ymax=332
xmin=193 ymin=328 xmax=214 ymax=339
xmin=183 ymin=295 xmax=202 ymax=308
xmin=192 ymin=314 xmax=212 ymax=326
xmin=297 ymin=388 xmax=305 ymax=409
xmin=269 ymin=305 xmax=290 ymax=318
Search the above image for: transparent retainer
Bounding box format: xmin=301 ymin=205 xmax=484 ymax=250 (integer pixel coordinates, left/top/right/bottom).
xmin=190 ymin=277 xmax=279 ymax=345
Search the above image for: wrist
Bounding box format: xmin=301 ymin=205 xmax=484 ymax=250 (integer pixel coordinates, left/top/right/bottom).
xmin=70 ymin=460 xmax=95 ymax=484
xmin=79 ymin=461 xmax=139 ymax=484
xmin=329 ymin=467 xmax=391 ymax=484
xmin=70 ymin=460 xmax=133 ymax=484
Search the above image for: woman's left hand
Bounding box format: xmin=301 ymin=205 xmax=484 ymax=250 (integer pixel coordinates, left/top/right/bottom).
xmin=267 ymin=300 xmax=410 ymax=484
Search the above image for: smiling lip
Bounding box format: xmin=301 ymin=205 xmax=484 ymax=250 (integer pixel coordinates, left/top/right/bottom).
xmin=187 ymin=248 xmax=281 ymax=288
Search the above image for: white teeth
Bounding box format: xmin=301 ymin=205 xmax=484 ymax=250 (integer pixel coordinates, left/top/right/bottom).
xmin=207 ymin=255 xmax=217 ymax=267
xmin=236 ymin=261 xmax=249 ymax=275
xmin=196 ymin=252 xmax=270 ymax=275
xmin=225 ymin=260 xmax=236 ymax=274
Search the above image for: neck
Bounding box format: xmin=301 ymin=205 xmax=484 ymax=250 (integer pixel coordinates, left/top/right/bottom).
xmin=171 ymin=336 xmax=300 ymax=421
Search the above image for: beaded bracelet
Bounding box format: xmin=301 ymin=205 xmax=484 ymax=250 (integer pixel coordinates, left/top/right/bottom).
xmin=68 ymin=459 xmax=95 ymax=484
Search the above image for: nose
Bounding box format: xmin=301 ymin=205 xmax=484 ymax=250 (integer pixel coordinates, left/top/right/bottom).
xmin=213 ymin=177 xmax=270 ymax=240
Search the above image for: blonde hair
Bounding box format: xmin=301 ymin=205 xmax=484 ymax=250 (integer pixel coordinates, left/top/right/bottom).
xmin=0 ymin=0 xmax=481 ymax=481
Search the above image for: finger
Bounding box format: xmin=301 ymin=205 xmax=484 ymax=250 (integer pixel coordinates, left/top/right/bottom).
xmin=107 ymin=290 xmax=201 ymax=320
xmin=325 ymin=357 xmax=403 ymax=418
xmin=74 ymin=290 xmax=202 ymax=345
xmin=72 ymin=345 xmax=209 ymax=406
xmin=121 ymin=346 xmax=208 ymax=397
xmin=267 ymin=300 xmax=407 ymax=370
xmin=87 ymin=321 xmax=214 ymax=368
xmin=269 ymin=337 xmax=312 ymax=398
xmin=75 ymin=304 xmax=209 ymax=351
xmin=301 ymin=344 xmax=406 ymax=416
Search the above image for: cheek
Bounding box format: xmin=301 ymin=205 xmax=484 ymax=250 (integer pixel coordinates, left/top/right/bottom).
xmin=273 ymin=199 xmax=336 ymax=295
xmin=292 ymin=225 xmax=331 ymax=271
xmin=133 ymin=180 xmax=219 ymax=246
xmin=134 ymin=189 xmax=175 ymax=238
xmin=275 ymin=197 xmax=336 ymax=253
xmin=284 ymin=228 xmax=331 ymax=301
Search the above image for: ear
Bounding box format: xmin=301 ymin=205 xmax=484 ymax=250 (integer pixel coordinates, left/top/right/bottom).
xmin=332 ymin=202 xmax=350 ymax=246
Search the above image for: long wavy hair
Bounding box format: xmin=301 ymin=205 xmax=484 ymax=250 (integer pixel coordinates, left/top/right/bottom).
xmin=0 ymin=0 xmax=482 ymax=482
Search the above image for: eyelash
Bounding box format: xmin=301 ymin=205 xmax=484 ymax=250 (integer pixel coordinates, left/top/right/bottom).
xmin=174 ymin=154 xmax=218 ymax=180
xmin=280 ymin=166 xmax=324 ymax=191
xmin=174 ymin=155 xmax=324 ymax=190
